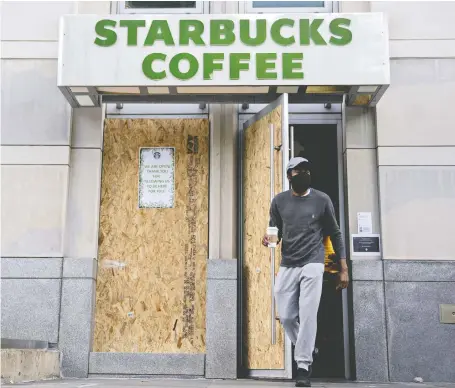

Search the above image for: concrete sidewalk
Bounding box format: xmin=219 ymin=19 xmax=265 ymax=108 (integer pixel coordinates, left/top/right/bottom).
xmin=3 ymin=379 xmax=455 ymax=388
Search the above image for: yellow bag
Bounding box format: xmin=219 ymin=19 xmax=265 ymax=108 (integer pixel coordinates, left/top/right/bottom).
xmin=324 ymin=236 xmax=339 ymax=274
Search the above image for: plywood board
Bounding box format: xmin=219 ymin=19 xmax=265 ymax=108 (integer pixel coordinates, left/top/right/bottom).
xmin=94 ymin=118 xmax=209 ymax=353
xmin=243 ymin=106 xmax=285 ymax=369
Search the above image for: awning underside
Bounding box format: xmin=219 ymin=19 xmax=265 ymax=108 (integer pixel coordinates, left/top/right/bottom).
xmin=60 ymin=85 xmax=388 ymax=108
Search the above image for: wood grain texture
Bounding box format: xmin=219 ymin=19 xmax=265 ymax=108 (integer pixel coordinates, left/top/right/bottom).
xmin=94 ymin=118 xmax=209 ymax=353
xmin=243 ymin=106 xmax=285 ymax=369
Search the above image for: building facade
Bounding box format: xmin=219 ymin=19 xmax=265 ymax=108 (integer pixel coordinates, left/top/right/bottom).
xmin=1 ymin=0 xmax=455 ymax=383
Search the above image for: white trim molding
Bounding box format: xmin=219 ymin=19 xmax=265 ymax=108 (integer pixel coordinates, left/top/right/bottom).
xmin=390 ymin=40 xmax=455 ymax=59
xmin=240 ymin=0 xmax=335 ymax=14
xmin=1 ymin=41 xmax=58 ymax=59
xmin=118 ymin=1 xmax=207 ymax=14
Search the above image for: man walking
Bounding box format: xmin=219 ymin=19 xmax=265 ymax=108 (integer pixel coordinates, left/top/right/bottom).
xmin=262 ymin=157 xmax=349 ymax=387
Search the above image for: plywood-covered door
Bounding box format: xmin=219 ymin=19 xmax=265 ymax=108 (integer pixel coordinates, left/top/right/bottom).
xmin=241 ymin=95 xmax=292 ymax=378
xmin=94 ymin=118 xmax=209 ymax=354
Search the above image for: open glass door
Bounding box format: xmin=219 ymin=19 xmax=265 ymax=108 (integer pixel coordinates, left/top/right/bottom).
xmin=239 ymin=94 xmax=292 ymax=379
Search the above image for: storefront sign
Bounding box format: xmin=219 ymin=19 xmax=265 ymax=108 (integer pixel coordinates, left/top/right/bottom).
xmin=58 ymin=13 xmax=389 ymax=87
xmin=138 ymin=147 xmax=175 ymax=209
xmin=352 ymin=234 xmax=381 ymax=257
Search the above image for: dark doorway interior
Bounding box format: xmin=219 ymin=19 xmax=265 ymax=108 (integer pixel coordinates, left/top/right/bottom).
xmin=290 ymin=124 xmax=345 ymax=379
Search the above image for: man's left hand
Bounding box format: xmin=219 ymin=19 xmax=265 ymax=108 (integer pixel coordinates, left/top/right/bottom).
xmin=337 ymin=269 xmax=349 ymax=290
xmin=336 ymin=259 xmax=349 ymax=290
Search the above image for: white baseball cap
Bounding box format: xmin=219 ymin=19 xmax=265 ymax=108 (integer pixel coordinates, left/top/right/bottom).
xmin=286 ymin=157 xmax=310 ymax=172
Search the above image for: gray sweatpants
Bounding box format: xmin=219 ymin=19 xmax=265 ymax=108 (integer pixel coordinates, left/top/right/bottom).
xmin=274 ymin=263 xmax=324 ymax=371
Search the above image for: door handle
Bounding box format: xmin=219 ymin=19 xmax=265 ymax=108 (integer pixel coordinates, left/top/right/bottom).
xmin=271 ymin=250 xmax=276 ymax=345
xmin=269 ymin=123 xmax=277 ymax=345
xmin=290 ymin=126 xmax=295 ymax=158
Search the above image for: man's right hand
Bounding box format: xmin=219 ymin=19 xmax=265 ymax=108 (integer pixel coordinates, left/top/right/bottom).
xmin=262 ymin=234 xmax=270 ymax=247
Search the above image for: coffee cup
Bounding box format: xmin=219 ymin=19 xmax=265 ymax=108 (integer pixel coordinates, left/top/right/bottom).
xmin=267 ymin=226 xmax=279 ymax=248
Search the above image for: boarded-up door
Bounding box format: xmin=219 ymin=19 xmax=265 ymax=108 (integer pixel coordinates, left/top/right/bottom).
xmin=94 ymin=118 xmax=209 ymax=354
xmin=241 ymin=95 xmax=292 ymax=378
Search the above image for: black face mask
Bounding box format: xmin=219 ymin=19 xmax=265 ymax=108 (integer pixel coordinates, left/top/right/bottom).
xmin=290 ymin=172 xmax=311 ymax=193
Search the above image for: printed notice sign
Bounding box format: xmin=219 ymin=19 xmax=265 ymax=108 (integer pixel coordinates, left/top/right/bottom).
xmin=138 ymin=147 xmax=175 ymax=209
xmin=357 ymin=212 xmax=373 ymax=234
xmin=352 ymin=234 xmax=381 ymax=257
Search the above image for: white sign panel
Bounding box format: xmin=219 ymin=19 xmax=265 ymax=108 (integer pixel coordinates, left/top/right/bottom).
xmin=357 ymin=212 xmax=373 ymax=234
xmin=138 ymin=147 xmax=175 ymax=209
xmin=58 ymin=13 xmax=390 ymax=87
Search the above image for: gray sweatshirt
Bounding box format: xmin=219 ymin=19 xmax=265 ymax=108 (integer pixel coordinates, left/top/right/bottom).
xmin=269 ymin=189 xmax=346 ymax=267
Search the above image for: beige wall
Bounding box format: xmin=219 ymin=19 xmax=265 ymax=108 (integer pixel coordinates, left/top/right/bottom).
xmin=64 ymin=108 xmax=104 ymax=260
xmin=209 ymin=105 xmax=238 ymax=261
xmin=0 ymin=1 xmax=109 ymax=260
xmin=343 ymin=107 xmax=381 ymax=260
xmin=371 ymin=1 xmax=455 ymax=260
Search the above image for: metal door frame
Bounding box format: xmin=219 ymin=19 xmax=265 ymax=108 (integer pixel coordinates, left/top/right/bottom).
xmin=238 ymin=107 xmax=351 ymax=380
xmin=288 ymin=114 xmax=350 ymax=379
